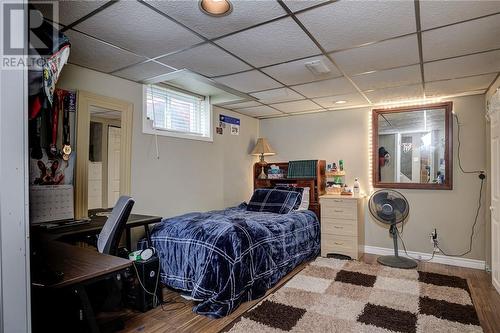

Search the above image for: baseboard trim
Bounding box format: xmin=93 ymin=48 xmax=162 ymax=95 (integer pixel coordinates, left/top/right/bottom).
xmin=364 ymin=246 xmax=486 ymax=270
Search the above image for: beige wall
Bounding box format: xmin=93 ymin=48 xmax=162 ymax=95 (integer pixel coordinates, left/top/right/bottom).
xmin=57 ymin=64 xmax=259 ymax=222
xmin=260 ymin=95 xmax=487 ymax=260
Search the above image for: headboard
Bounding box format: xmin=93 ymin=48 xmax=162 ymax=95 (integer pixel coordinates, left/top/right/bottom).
xmin=253 ymin=160 xmax=326 ymax=220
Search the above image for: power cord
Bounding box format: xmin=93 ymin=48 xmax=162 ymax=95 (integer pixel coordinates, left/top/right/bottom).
xmin=432 ymin=112 xmax=485 ymax=257
xmin=453 ymin=113 xmax=484 ymax=174
xmin=436 ymin=176 xmax=484 ymax=257
xmin=396 ymin=227 xmax=436 ymax=262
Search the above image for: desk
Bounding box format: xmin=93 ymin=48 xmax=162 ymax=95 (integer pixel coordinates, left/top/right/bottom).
xmin=36 ymin=241 xmax=132 ymax=288
xmin=32 ymin=241 xmax=132 ymax=333
xmin=38 ymin=210 xmax=162 ymax=250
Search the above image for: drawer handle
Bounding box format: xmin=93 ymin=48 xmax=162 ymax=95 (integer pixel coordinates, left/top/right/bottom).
xmin=333 ymin=199 xmax=342 ymax=203
xmin=334 ymin=242 xmax=344 ymax=245
xmin=333 ymin=226 xmax=343 ymax=229
xmin=333 ymin=209 xmax=343 ymax=213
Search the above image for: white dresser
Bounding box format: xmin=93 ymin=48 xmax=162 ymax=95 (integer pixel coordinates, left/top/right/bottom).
xmin=319 ymin=194 xmax=365 ymax=259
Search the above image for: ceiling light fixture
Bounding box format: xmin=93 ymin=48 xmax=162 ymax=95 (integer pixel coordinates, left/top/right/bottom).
xmin=199 ymin=0 xmax=232 ymax=17
xmin=334 ymin=100 xmax=347 ymax=104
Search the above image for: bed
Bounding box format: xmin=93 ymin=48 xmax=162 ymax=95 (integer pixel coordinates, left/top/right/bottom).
xmin=143 ymin=203 xmax=320 ymax=318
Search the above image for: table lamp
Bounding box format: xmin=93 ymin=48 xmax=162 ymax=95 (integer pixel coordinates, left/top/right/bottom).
xmin=251 ymin=138 xmax=276 ymax=179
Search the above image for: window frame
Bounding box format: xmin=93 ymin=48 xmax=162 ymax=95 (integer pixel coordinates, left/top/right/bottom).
xmin=142 ymin=85 xmax=213 ymax=142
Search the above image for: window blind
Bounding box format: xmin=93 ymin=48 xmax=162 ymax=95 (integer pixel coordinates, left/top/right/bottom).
xmin=146 ymin=85 xmax=210 ymax=138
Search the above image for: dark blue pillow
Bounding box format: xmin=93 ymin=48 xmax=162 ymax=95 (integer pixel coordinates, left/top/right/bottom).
xmin=274 ymin=186 xmax=303 ymax=210
xmin=247 ymin=189 xmax=300 ymax=214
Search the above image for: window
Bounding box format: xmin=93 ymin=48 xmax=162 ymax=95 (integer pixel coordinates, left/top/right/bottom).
xmin=143 ymin=85 xmax=212 ymax=141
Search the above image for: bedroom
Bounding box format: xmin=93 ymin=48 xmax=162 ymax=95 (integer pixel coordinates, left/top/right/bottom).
xmin=0 ymin=0 xmax=500 ymax=332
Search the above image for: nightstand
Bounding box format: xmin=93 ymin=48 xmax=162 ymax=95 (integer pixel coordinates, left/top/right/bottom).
xmin=319 ymin=194 xmax=365 ymax=260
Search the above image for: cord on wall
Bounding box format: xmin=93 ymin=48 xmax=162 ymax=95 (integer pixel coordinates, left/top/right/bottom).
xmin=148 ymin=84 xmax=160 ymax=160
xmin=453 ymin=112 xmax=484 ymax=174
xmin=435 ymin=112 xmax=486 ymax=258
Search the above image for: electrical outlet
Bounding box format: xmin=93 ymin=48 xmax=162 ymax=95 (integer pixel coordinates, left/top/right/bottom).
xmin=430 ymin=228 xmax=439 ymax=249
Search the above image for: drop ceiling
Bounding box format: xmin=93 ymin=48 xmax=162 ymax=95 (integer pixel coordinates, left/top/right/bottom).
xmin=39 ymin=0 xmax=500 ymax=119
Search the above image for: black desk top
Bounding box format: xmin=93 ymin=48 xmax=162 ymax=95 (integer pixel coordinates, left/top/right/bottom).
xmin=37 ymin=211 xmax=162 ymax=240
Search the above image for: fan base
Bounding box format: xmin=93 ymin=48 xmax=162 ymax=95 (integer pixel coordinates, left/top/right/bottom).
xmin=377 ymin=255 xmax=417 ymax=269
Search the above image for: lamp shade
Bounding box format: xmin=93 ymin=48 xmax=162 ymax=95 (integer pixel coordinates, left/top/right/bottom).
xmin=251 ymin=138 xmax=276 ymax=156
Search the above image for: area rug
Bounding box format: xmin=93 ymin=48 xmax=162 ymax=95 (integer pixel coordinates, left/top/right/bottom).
xmin=225 ymin=257 xmax=482 ymax=333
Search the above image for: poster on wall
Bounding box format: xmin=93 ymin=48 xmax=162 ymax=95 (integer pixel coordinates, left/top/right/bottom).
xmin=219 ymin=114 xmax=240 ymax=136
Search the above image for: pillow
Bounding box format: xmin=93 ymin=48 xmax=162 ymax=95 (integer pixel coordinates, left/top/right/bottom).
xmin=297 ymin=187 xmax=310 ymax=210
xmin=274 ymin=186 xmax=303 ymax=210
xmin=247 ymin=189 xmax=301 ymax=214
xmin=274 ymin=186 xmax=310 ymax=211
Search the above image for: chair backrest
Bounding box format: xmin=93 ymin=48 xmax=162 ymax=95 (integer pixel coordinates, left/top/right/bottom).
xmin=97 ymin=196 xmax=135 ymax=255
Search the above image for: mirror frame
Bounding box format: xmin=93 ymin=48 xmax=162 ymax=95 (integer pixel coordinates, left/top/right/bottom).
xmin=372 ymin=101 xmax=453 ymax=190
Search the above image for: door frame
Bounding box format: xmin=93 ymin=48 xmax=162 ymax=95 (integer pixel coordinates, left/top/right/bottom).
xmin=107 ymin=125 xmax=122 ymax=208
xmin=488 ymin=90 xmax=500 ymax=294
xmin=75 ymin=91 xmax=133 ymax=218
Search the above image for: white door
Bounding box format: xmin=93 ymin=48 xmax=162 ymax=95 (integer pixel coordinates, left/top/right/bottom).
xmin=108 ymin=126 xmax=121 ymax=207
xmin=490 ymin=91 xmax=500 ymax=294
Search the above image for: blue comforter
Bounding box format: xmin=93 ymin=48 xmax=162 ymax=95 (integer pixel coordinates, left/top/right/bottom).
xmin=145 ymin=203 xmax=320 ymax=318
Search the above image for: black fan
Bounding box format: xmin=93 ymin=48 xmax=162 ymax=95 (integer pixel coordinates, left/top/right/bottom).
xmin=369 ymin=189 xmax=417 ymax=269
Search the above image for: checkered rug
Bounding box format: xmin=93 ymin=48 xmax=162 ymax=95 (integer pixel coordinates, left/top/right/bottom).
xmin=225 ymin=257 xmax=483 ymax=333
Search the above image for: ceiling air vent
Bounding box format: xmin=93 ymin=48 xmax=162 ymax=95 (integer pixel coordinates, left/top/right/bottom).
xmin=304 ymin=59 xmax=331 ymax=75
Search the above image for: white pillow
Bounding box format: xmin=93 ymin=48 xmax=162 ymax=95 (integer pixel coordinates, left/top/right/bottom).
xmin=297 ymin=187 xmax=310 ymax=210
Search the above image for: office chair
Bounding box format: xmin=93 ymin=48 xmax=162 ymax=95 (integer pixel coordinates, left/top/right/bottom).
xmin=86 ymin=196 xmax=135 ymax=332
xmin=97 ymin=196 xmax=135 ymax=255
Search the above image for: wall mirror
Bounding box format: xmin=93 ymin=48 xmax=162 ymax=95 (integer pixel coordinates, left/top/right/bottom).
xmin=372 ymin=102 xmax=453 ymax=190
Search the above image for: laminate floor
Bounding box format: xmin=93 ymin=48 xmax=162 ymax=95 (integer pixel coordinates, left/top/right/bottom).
xmin=119 ymin=254 xmax=500 ymax=333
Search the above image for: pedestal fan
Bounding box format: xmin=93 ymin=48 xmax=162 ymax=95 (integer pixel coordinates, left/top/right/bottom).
xmin=368 ymin=189 xmax=417 ymax=269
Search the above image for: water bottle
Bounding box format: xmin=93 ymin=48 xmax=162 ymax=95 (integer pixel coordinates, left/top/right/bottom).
xmin=353 ymin=178 xmax=360 ymax=194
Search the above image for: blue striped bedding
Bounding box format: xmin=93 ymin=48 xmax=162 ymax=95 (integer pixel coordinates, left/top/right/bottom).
xmin=144 ymin=203 xmax=320 ymax=318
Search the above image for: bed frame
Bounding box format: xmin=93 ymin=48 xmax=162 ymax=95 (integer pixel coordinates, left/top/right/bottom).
xmin=253 ymin=160 xmax=326 ymax=220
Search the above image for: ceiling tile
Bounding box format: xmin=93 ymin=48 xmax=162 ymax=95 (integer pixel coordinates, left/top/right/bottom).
xmin=112 ymin=61 xmax=174 ymax=82
xmin=365 ymin=85 xmax=424 ymax=104
xmin=313 ymin=93 xmax=369 ymax=109
xmin=236 ymin=105 xmax=282 ymax=117
xmin=222 ymin=101 xmax=263 ymax=109
xmin=352 ymin=65 xmax=422 ymax=91
xmin=331 ymin=35 xmax=420 ymax=75
xmin=215 ymin=18 xmax=321 ymax=67
xmin=251 ymin=88 xmax=304 ymax=104
xmin=292 ymin=77 xmax=357 ymax=98
xmin=420 ymin=1 xmax=500 ymax=30
xmin=157 ymin=44 xmax=251 ymax=77
xmin=297 ymin=1 xmax=416 ymax=52
xmin=33 ymin=0 xmax=106 ymax=26
xmin=425 ymin=73 xmax=497 ymax=97
xmin=422 ymin=14 xmax=500 ymax=61
xmin=65 ymin=30 xmax=146 ymax=73
xmin=73 ymin=1 xmax=203 ymax=58
xmin=270 ymin=99 xmax=321 ymax=113
xmin=261 ymin=55 xmax=340 ymax=85
xmin=214 ymin=70 xmax=282 ymax=93
xmin=282 ymin=0 xmax=329 ymax=12
xmin=147 ymin=0 xmax=287 ymax=39
xmin=424 ymin=50 xmax=500 ymax=81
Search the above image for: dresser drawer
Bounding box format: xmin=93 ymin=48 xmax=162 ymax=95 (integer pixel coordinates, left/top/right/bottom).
xmin=321 ymin=218 xmax=357 ymax=236
xmin=321 ymin=234 xmax=358 ymax=259
xmin=321 ymin=198 xmax=356 ymax=209
xmin=322 ymin=205 xmax=357 ymax=220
